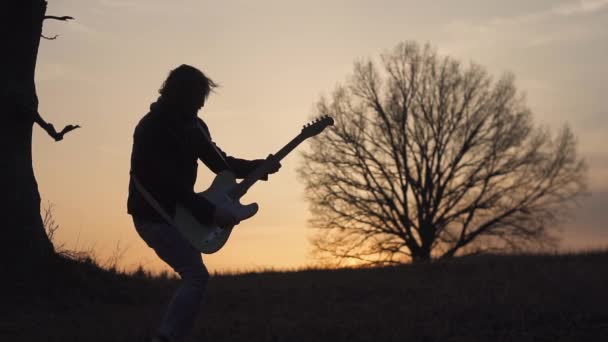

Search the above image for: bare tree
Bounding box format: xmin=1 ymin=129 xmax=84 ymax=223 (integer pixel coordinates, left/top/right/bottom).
xmin=1 ymin=0 xmax=78 ymax=269
xmin=299 ymin=41 xmax=587 ymax=265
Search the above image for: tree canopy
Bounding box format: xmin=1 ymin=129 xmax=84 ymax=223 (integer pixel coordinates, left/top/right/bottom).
xmin=299 ymin=41 xmax=586 ymax=265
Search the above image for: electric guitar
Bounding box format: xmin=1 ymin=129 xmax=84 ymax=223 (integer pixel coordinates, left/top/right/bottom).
xmin=174 ymin=116 xmax=334 ymax=254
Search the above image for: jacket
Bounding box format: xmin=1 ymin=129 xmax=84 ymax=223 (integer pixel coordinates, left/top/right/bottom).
xmin=127 ymin=101 xmax=262 ymax=224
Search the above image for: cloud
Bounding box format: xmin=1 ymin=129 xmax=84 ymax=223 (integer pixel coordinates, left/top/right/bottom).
xmin=458 ymin=0 xmax=606 ymax=33
xmin=95 ymin=0 xmax=180 ymax=14
xmin=440 ymin=0 xmax=608 ymax=55
xmin=493 ymin=0 xmax=608 ymax=24
xmin=553 ymin=0 xmax=608 ymax=16
xmin=584 ymin=150 xmax=608 ymax=191
xmin=559 ymin=191 xmax=608 ymax=248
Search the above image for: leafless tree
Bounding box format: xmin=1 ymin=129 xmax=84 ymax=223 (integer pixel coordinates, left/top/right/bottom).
xmin=1 ymin=0 xmax=79 ymax=268
xmin=299 ymin=41 xmax=587 ymax=265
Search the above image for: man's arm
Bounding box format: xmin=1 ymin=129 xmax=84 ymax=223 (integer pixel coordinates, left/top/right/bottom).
xmin=194 ymin=119 xmax=265 ymax=179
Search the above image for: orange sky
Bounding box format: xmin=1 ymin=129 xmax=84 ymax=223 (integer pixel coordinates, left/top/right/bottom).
xmin=33 ymin=0 xmax=608 ymax=273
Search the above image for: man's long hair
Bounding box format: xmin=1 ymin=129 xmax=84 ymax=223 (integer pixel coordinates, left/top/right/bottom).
xmin=158 ymin=64 xmax=218 ymax=104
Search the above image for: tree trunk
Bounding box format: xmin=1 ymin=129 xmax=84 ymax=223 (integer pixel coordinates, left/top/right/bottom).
xmin=411 ymin=251 xmax=431 ymax=263
xmin=0 ymin=0 xmax=55 ymax=270
xmin=411 ymin=240 xmax=432 ymax=263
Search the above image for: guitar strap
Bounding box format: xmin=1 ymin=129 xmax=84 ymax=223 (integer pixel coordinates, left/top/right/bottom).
xmin=130 ymin=171 xmax=176 ymax=227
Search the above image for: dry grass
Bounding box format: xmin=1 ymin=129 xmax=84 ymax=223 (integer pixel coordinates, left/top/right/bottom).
xmin=2 ymin=251 xmax=608 ymax=341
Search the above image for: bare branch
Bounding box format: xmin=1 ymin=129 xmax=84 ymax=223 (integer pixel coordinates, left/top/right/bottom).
xmin=44 ymin=15 xmax=75 ymax=22
xmin=41 ymin=34 xmax=58 ymax=40
xmin=42 ymin=15 xmax=74 ymax=40
xmin=31 ymin=108 xmax=81 ymax=141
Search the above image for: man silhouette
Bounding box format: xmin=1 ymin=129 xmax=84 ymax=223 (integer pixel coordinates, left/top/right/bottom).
xmin=127 ymin=64 xmax=280 ymax=342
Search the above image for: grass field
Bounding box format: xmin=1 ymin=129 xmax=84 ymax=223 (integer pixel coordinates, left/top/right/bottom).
xmin=2 ymin=251 xmax=608 ymax=341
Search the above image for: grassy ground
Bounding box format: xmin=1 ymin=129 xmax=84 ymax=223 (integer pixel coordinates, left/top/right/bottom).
xmin=2 ymin=251 xmax=608 ymax=342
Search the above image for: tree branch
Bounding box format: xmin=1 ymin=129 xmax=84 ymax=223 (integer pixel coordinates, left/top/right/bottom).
xmin=42 ymin=15 xmax=74 ymax=40
xmin=32 ymin=110 xmax=80 ymax=142
xmin=43 ymin=15 xmax=74 ymax=22
xmin=41 ymin=34 xmax=58 ymax=40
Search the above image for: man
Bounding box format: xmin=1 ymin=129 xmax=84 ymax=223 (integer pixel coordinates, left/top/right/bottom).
xmin=127 ymin=64 xmax=280 ymax=342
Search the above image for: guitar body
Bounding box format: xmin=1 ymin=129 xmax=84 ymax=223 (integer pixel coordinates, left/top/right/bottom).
xmin=170 ymin=116 xmax=333 ymax=254
xmin=174 ymin=171 xmax=259 ymax=254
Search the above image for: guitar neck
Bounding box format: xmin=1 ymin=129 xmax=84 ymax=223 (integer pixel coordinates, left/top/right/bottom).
xmin=230 ymin=135 xmax=306 ymax=199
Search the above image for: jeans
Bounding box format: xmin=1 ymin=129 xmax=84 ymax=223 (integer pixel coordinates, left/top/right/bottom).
xmin=133 ymin=217 xmax=209 ymax=342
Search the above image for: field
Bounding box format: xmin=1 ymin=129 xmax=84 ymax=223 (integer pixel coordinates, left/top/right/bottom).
xmin=2 ymin=251 xmax=608 ymax=342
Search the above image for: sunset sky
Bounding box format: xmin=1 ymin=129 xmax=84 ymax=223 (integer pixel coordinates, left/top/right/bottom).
xmin=34 ymin=0 xmax=608 ymax=273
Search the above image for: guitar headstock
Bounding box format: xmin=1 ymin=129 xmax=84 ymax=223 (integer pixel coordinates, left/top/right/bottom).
xmin=301 ymin=115 xmax=334 ymax=139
